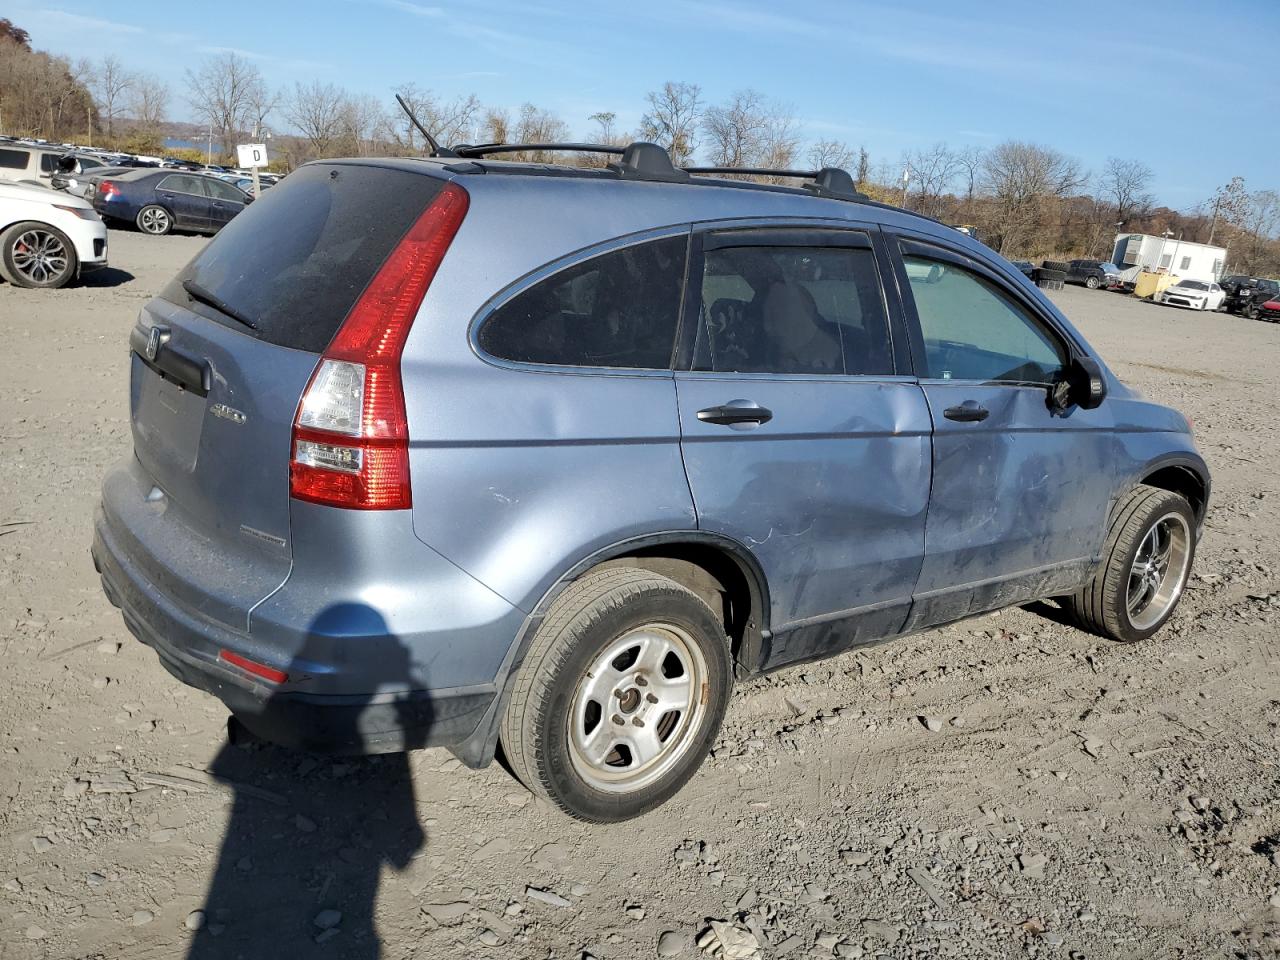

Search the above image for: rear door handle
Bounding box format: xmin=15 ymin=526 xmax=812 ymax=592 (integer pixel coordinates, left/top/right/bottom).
xmin=943 ymin=400 xmax=989 ymax=423
xmin=697 ymin=401 xmax=773 ymax=427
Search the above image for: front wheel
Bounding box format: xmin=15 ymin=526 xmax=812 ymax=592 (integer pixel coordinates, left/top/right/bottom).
xmin=136 ymin=204 xmax=172 ymax=236
xmin=0 ymin=221 xmax=78 ymax=288
xmin=500 ymin=568 xmax=733 ymax=822
xmin=1086 ymin=276 xmax=1100 ymax=289
xmin=1062 ymin=485 xmax=1196 ymax=643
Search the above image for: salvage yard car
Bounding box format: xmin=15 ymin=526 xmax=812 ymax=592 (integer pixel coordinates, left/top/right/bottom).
xmin=92 ymin=143 xmax=1210 ymax=822
xmin=0 ymin=179 xmax=107 ymax=288
xmin=1156 ymin=278 xmax=1226 ymax=311
xmin=90 ymin=169 xmax=252 ymax=235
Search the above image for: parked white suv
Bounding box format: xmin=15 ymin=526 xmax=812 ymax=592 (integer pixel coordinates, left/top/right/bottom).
xmin=0 ymin=181 xmax=108 ymax=288
xmin=0 ymin=143 xmax=68 ymax=185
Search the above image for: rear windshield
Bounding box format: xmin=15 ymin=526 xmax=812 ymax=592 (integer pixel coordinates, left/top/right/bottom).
xmin=168 ymin=163 xmax=444 ymax=353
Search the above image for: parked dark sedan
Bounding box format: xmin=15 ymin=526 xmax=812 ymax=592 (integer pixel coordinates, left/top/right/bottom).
xmin=1065 ymin=259 xmax=1124 ymax=290
xmin=90 ymin=169 xmax=251 ymax=235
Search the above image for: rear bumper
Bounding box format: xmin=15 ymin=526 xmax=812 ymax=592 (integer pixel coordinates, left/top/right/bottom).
xmin=92 ymin=504 xmax=499 ymax=755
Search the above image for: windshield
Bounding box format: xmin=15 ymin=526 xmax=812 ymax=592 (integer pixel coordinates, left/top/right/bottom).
xmin=1175 ymin=281 xmax=1209 ymax=291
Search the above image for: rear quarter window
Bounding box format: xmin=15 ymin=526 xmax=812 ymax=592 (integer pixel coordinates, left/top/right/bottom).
xmin=477 ymin=236 xmax=687 ymax=369
xmin=0 ymin=148 xmax=29 ymax=170
xmin=168 ymin=163 xmax=445 ymax=353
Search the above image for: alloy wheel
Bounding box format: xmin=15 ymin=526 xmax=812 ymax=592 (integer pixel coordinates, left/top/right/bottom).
xmin=10 ymin=229 xmax=69 ymax=285
xmin=1126 ymin=513 xmax=1192 ymax=631
xmin=140 ymin=208 xmax=170 ymax=234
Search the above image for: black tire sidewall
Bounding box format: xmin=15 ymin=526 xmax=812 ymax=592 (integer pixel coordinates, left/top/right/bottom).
xmin=0 ymin=221 xmax=78 ymax=288
xmin=1104 ymin=494 xmax=1197 ymax=643
xmin=537 ymin=587 xmax=732 ymax=822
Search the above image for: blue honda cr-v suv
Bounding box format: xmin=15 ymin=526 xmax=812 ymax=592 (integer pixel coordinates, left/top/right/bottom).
xmin=92 ymin=142 xmax=1209 ymax=822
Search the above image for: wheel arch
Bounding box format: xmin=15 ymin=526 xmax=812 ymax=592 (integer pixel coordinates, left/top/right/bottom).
xmin=449 ymin=531 xmax=771 ymax=769
xmin=1137 ymin=455 xmax=1210 ymax=526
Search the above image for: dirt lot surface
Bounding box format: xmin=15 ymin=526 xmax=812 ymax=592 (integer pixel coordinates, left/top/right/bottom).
xmin=2 ymin=228 xmax=1279 ymax=960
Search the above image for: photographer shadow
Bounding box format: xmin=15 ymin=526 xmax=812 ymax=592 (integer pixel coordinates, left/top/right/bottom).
xmin=187 ymin=604 xmax=429 ymax=959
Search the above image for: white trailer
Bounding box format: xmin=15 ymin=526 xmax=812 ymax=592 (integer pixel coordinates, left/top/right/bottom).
xmin=1112 ymin=234 xmax=1226 ymax=284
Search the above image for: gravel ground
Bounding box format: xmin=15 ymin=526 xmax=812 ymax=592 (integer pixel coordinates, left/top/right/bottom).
xmin=2 ymin=229 xmax=1279 ymax=960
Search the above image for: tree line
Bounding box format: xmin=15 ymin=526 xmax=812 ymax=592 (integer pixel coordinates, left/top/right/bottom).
xmin=2 ymin=20 xmax=1277 ymax=276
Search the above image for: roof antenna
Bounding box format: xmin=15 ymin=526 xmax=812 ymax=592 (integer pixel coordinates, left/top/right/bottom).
xmin=395 ymin=93 xmax=457 ymax=158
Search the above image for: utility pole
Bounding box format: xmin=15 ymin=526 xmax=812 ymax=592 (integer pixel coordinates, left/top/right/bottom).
xmin=206 ymin=123 xmax=213 ymax=166
xmin=1207 ymin=194 xmax=1222 ymax=246
xmin=250 ymin=120 xmax=262 ymax=198
xmin=901 ymin=163 xmax=911 ymax=207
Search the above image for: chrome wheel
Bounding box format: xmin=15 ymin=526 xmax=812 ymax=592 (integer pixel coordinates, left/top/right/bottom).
xmin=1127 ymin=512 xmax=1192 ymax=631
xmin=139 ymin=207 xmax=170 ymax=235
xmin=10 ymin=229 xmax=69 ymax=284
xmin=568 ymin=623 xmax=707 ymax=793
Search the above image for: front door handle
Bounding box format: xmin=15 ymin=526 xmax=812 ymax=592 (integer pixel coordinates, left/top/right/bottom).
xmin=697 ymin=400 xmax=773 ymax=427
xmin=943 ymin=400 xmax=989 ymax=423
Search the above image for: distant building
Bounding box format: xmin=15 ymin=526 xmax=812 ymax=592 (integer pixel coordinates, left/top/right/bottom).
xmin=1112 ymin=234 xmax=1226 ymax=284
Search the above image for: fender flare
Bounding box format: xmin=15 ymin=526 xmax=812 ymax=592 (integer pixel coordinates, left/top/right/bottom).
xmin=448 ymin=530 xmax=771 ymax=769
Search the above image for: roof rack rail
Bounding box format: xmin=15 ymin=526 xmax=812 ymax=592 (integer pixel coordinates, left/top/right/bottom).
xmin=686 ymin=164 xmax=865 ymax=201
xmin=452 ymin=142 xmax=625 ymax=158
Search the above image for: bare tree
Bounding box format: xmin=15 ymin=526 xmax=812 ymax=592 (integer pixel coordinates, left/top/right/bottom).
xmin=92 ymin=54 xmax=133 ymax=140
xmin=480 ymin=106 xmax=510 ymax=144
xmin=702 ymin=89 xmax=766 ymax=168
xmin=1206 ymin=176 xmax=1251 ymax=246
xmin=128 ymin=73 xmax=168 ymax=134
xmin=285 ymin=80 xmax=347 ymax=158
xmin=808 ymin=138 xmax=856 ymax=171
xmin=513 ymin=102 xmax=569 ymax=161
xmin=341 ymin=92 xmax=383 ymax=156
xmin=639 ymin=81 xmax=701 ymax=165
xmin=1240 ymin=189 xmax=1280 ymax=271
xmin=980 ymin=140 xmax=1085 ymax=254
xmin=907 ymin=142 xmax=960 ymax=217
xmin=185 ymin=52 xmax=266 ymax=160
xmin=954 ymin=146 xmax=984 ymax=205
xmin=856 ymin=147 xmax=870 ymax=187
xmin=1100 ymin=157 xmax=1154 ymax=225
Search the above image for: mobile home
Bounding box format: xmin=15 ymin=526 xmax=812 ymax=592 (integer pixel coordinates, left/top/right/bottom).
xmin=1112 ymin=234 xmax=1226 ymax=284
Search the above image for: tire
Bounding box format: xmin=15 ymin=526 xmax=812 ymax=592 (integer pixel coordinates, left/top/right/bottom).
xmin=1086 ymin=276 xmax=1100 ymax=289
xmin=1062 ymin=485 xmax=1197 ymax=643
xmin=0 ymin=221 xmax=78 ymax=289
xmin=500 ymin=567 xmax=733 ymax=822
xmin=136 ymin=204 xmax=172 ymax=235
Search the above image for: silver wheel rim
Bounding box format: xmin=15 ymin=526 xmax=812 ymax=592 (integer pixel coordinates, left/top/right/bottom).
xmin=1126 ymin=512 xmax=1192 ymax=631
xmin=140 ymin=208 xmax=169 ymax=234
xmin=568 ymin=623 xmax=708 ymax=793
xmin=11 ymin=229 xmax=68 ymax=284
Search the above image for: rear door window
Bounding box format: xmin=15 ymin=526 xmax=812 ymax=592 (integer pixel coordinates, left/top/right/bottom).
xmin=692 ymin=240 xmax=894 ymax=376
xmin=0 ymin=148 xmax=28 ymax=169
xmin=477 ymin=235 xmax=687 ymax=369
xmin=169 ymin=163 xmax=445 ymax=353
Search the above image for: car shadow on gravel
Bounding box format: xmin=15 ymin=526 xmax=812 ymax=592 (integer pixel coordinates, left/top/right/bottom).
xmin=187 ymin=606 xmax=429 ymax=960
xmin=79 ymin=267 xmax=135 ymax=288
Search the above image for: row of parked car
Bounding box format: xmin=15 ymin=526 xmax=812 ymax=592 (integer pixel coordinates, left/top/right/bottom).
xmin=0 ymin=136 xmax=277 ymax=287
xmin=1008 ymin=253 xmax=1280 ymax=320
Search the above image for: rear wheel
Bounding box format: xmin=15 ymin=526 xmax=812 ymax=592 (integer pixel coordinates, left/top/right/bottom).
xmin=1062 ymin=485 xmax=1196 ymax=643
xmin=500 ymin=568 xmax=733 ymax=822
xmin=0 ymin=221 xmax=78 ymax=288
xmin=136 ymin=204 xmax=172 ymax=236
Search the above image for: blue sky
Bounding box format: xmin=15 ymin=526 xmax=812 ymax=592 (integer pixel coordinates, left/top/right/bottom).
xmin=10 ymin=0 xmax=1277 ymax=208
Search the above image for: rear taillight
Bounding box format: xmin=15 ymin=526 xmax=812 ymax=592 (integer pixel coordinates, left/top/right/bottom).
xmin=98 ymin=180 xmax=120 ymax=199
xmin=289 ymin=182 xmax=468 ymax=510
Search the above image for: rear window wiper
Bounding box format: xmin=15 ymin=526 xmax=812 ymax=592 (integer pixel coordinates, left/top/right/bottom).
xmin=181 ymin=279 xmax=258 ymax=331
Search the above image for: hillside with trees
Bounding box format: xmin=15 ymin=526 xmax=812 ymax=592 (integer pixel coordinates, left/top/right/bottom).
xmin=1 ymin=18 xmax=1276 ymax=275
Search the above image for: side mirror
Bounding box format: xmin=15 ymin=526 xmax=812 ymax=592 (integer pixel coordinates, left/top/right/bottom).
xmin=1068 ymin=355 xmax=1107 ymax=409
xmin=1049 ymin=356 xmax=1107 ymax=413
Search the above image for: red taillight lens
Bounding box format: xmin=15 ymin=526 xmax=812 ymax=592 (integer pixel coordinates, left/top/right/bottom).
xmin=290 ymin=182 xmax=469 ymax=510
xmin=99 ymin=180 xmax=119 ymax=199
